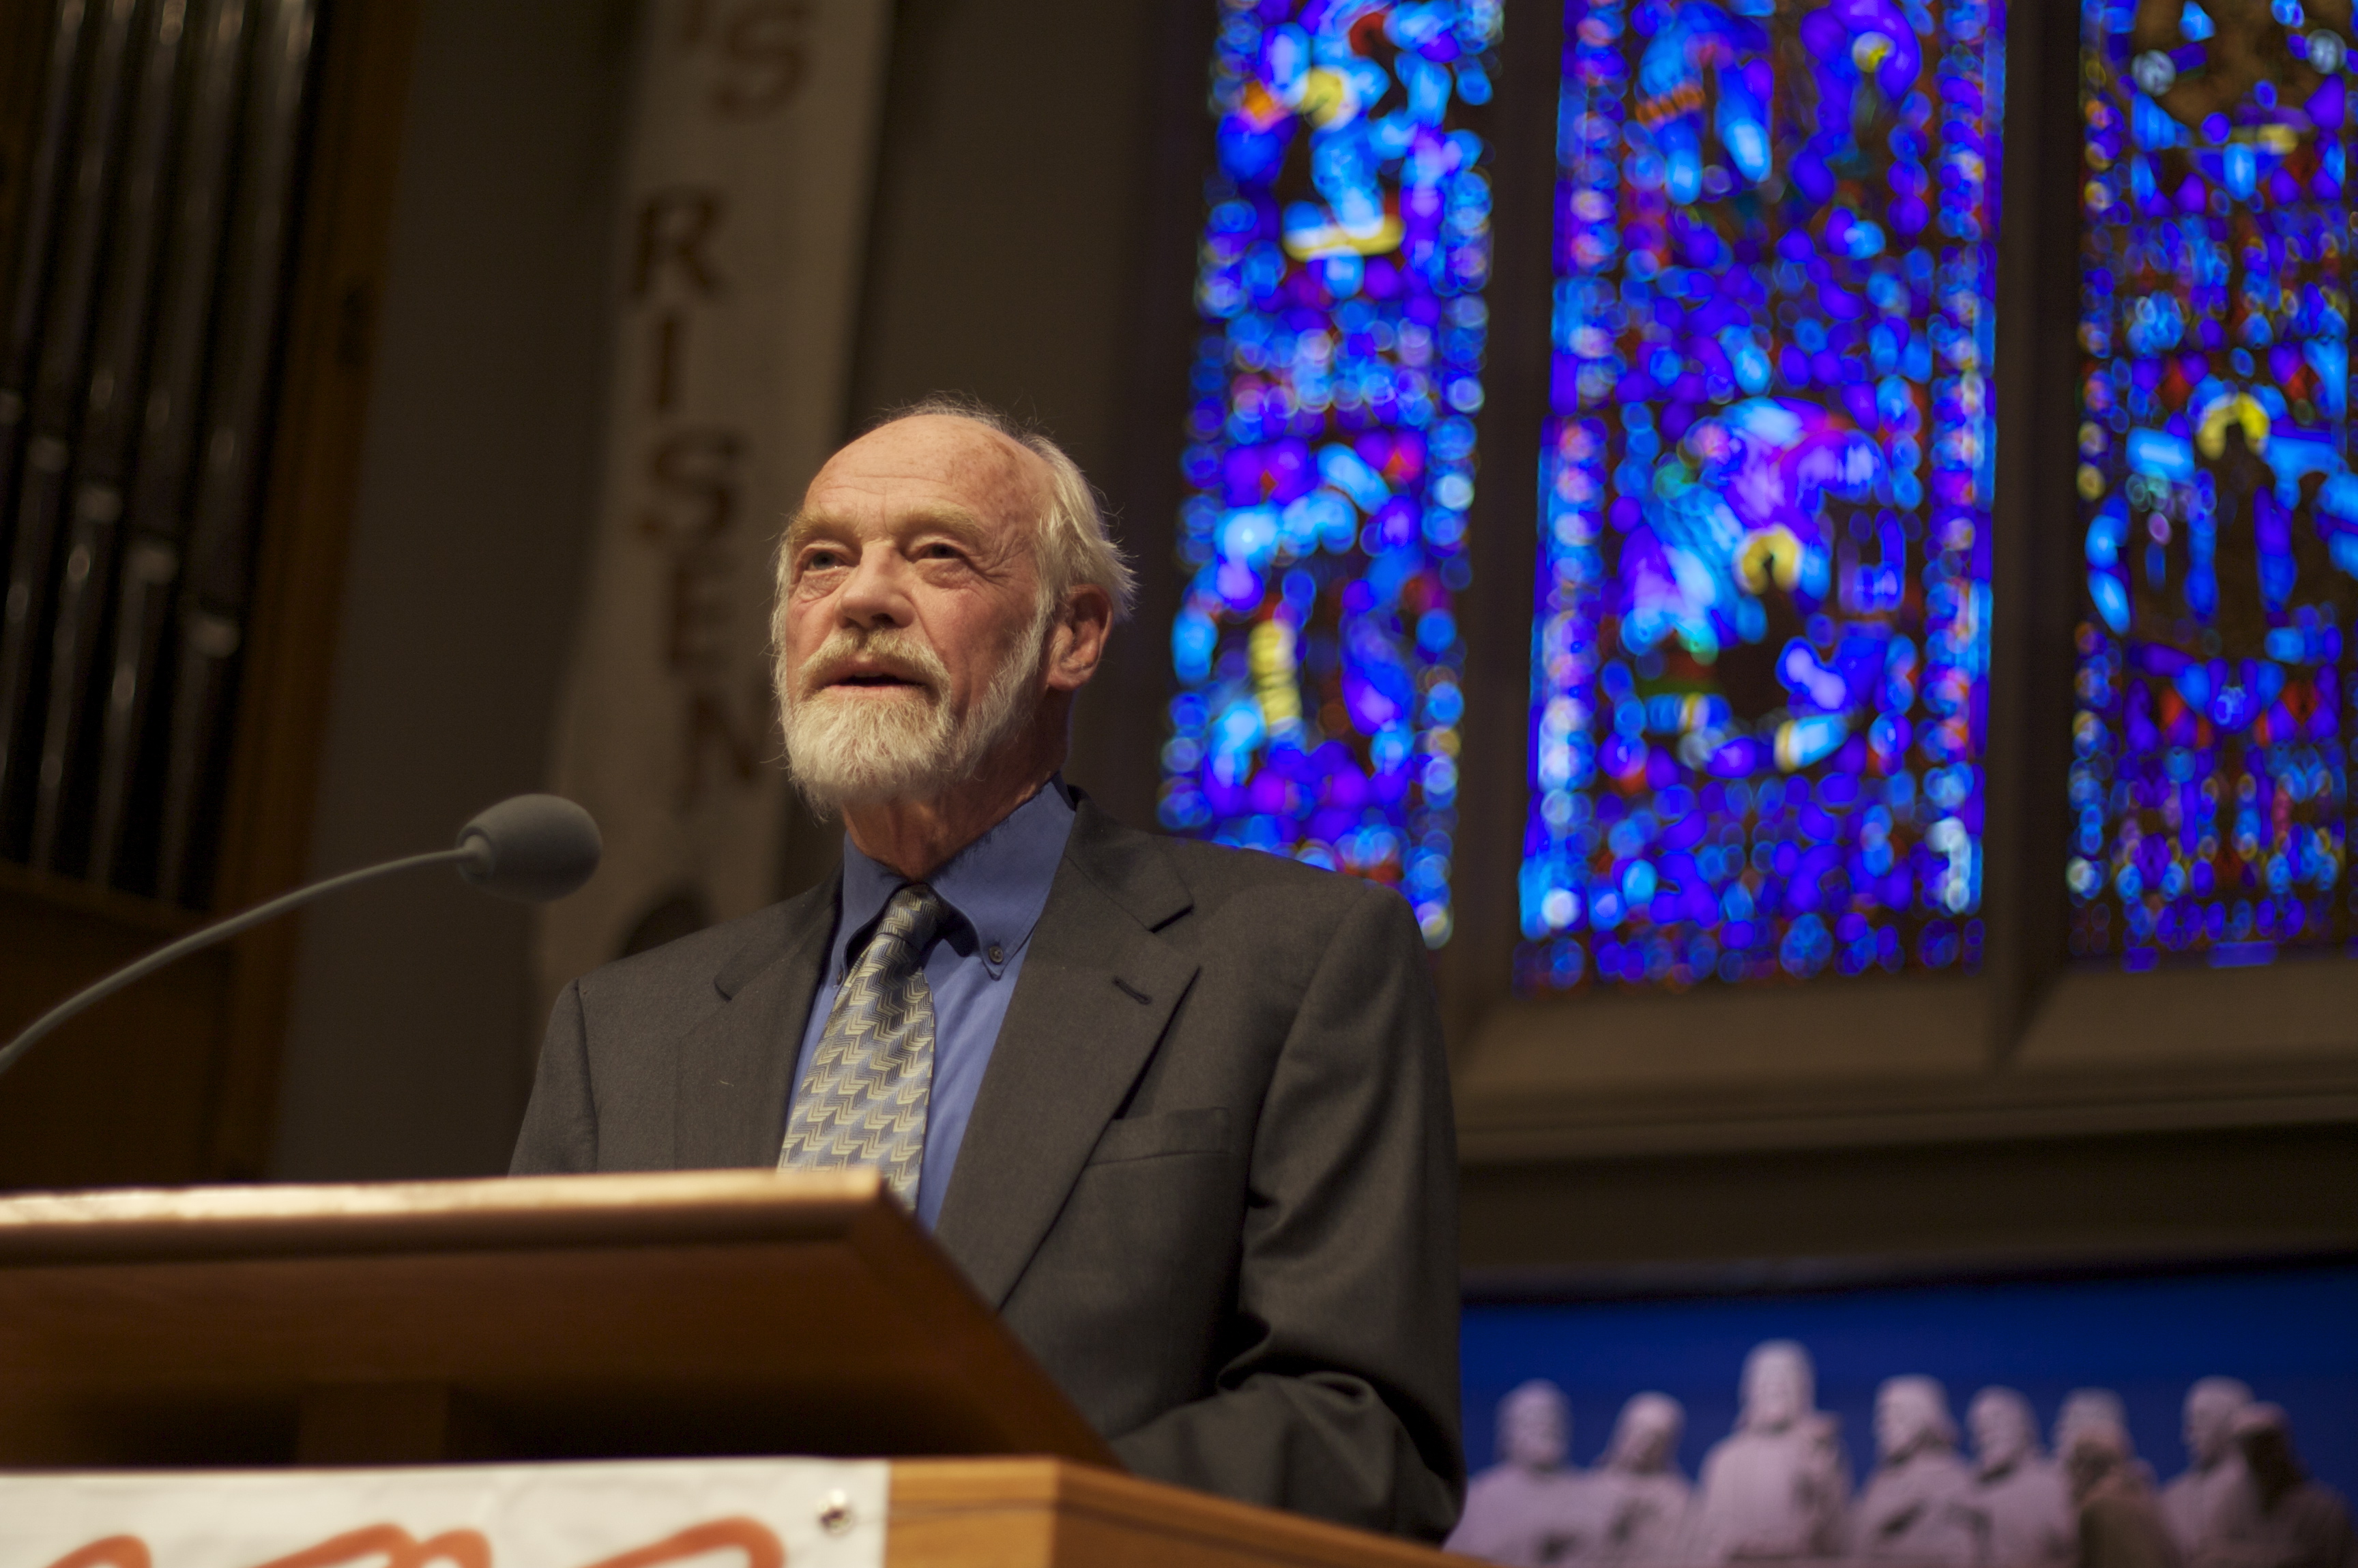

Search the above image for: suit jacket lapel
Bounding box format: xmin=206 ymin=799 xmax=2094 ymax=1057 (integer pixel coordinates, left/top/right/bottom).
xmin=933 ymin=803 xmax=1199 ymax=1309
xmin=675 ymin=880 xmax=837 ymax=1168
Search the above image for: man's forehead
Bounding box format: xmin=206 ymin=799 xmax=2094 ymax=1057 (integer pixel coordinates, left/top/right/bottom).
xmin=810 ymin=415 xmax=1044 ymax=509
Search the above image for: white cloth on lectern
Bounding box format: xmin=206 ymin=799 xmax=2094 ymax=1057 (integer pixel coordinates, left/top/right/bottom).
xmin=0 ymin=1457 xmax=888 ymax=1568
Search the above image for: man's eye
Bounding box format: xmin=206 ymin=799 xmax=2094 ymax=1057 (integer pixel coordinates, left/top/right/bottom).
xmin=801 ymin=549 xmax=844 ymax=572
xmin=917 ymin=542 xmax=963 ymax=562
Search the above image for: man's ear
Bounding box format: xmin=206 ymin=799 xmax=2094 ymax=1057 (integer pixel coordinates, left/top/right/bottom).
xmin=1045 ymin=585 xmax=1114 ymax=692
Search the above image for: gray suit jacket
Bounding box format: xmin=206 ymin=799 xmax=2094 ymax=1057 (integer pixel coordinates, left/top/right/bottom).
xmin=511 ymin=800 xmax=1464 ymax=1539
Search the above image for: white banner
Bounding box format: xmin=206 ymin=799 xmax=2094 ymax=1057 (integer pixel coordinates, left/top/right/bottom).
xmin=0 ymin=1457 xmax=888 ymax=1568
xmin=538 ymin=0 xmax=892 ymax=1004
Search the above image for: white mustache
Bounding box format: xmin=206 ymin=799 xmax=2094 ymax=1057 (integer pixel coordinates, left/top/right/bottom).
xmin=794 ymin=628 xmax=948 ymax=703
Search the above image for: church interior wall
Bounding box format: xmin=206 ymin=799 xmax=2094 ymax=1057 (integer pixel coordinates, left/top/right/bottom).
xmin=231 ymin=1 xmax=2358 ymax=1520
xmin=266 ymin=0 xmax=2358 ymax=1261
xmin=0 ymin=0 xmax=2350 ymax=1551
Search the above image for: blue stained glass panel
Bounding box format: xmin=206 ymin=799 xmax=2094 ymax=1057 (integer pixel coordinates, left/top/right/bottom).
xmin=1161 ymin=0 xmax=1502 ymax=947
xmin=1518 ymin=0 xmax=2005 ymax=993
xmin=2069 ymin=0 xmax=2358 ymax=969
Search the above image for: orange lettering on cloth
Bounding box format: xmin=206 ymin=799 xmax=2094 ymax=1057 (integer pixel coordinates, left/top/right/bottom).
xmin=579 ymin=1517 xmax=785 ymax=1568
xmin=248 ymin=1524 xmax=492 ymax=1568
xmin=38 ymin=1514 xmax=783 ymax=1568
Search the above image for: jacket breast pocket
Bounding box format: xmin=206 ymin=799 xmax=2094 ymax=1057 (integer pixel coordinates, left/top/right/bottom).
xmin=1085 ymin=1106 xmax=1229 ymax=1165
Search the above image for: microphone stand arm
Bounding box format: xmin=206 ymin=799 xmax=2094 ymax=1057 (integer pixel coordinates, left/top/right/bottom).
xmin=0 ymin=845 xmax=486 ymax=1082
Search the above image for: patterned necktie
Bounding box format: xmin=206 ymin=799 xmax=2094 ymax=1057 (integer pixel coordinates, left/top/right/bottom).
xmin=778 ymin=882 xmax=945 ymax=1204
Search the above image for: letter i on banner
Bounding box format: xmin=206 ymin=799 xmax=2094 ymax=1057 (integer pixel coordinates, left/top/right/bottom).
xmin=539 ymin=0 xmax=893 ymax=1008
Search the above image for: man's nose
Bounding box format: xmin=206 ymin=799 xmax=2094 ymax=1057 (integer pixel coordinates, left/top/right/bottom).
xmin=837 ymin=542 xmax=914 ymax=627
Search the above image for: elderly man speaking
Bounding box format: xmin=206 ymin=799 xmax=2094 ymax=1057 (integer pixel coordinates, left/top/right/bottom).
xmin=512 ymin=398 xmax=1464 ymax=1539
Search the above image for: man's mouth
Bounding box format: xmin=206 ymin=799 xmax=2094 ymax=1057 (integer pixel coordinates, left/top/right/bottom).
xmin=814 ymin=666 xmax=933 ymax=695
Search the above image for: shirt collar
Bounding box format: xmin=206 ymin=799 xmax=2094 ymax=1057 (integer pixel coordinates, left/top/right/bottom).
xmin=829 ymin=778 xmax=1077 ymax=983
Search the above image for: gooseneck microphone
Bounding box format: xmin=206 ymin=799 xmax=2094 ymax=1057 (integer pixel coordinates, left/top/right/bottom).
xmin=0 ymin=793 xmax=601 ymax=1082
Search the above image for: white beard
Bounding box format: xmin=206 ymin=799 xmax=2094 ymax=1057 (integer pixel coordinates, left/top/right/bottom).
xmin=781 ymin=615 xmax=1047 ymax=816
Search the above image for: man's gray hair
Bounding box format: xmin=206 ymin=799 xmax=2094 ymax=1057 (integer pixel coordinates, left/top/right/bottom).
xmin=879 ymin=393 xmax=1139 ymax=622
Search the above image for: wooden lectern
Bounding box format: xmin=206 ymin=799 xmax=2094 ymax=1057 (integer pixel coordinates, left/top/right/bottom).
xmin=0 ymin=1170 xmax=1461 ymax=1567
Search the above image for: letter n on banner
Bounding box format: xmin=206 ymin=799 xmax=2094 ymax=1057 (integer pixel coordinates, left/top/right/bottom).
xmin=538 ymin=0 xmax=892 ymax=1011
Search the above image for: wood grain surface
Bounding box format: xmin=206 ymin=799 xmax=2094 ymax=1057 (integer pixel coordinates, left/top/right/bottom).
xmin=0 ymin=1170 xmax=1114 ymax=1470
xmin=889 ymin=1460 xmax=1470 ymax=1568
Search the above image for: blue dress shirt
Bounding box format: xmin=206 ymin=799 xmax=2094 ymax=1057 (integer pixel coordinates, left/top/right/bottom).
xmin=788 ymin=779 xmax=1077 ymax=1229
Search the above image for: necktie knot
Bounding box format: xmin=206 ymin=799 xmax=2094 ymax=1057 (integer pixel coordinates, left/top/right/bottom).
xmin=869 ymin=882 xmax=944 ymax=966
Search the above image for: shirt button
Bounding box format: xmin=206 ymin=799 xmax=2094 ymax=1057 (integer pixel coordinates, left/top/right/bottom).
xmin=988 ymin=944 xmax=1006 ymax=965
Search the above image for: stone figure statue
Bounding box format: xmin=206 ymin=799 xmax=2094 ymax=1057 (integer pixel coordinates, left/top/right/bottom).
xmin=2162 ymin=1378 xmax=2258 ymax=1564
xmin=2056 ymin=1391 xmax=2131 ymax=1462
xmin=1848 ymin=1375 xmax=1979 ymax=1565
xmin=1590 ymin=1393 xmax=1695 ymax=1564
xmin=1685 ymin=1340 xmax=1851 ymax=1562
xmin=1449 ymin=1380 xmax=1599 ymax=1566
xmin=2056 ymin=1391 xmax=2160 ymax=1491
xmin=2069 ymin=1417 xmax=2185 ymax=1568
xmin=1966 ymin=1386 xmax=2075 ymax=1568
xmin=2223 ymin=1404 xmax=2357 ymax=1568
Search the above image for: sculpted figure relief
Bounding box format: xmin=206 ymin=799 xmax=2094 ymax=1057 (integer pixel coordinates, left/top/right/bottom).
xmin=1687 ymin=1341 xmax=1852 ymax=1563
xmin=1848 ymin=1376 xmax=1979 ymax=1565
xmin=2164 ymin=1378 xmax=2259 ymax=1564
xmin=1453 ymin=1365 xmax=2339 ymax=1568
xmin=1966 ymin=1386 xmax=2075 ymax=1568
xmin=1592 ymin=1393 xmax=1695 ymax=1565
xmin=2058 ymin=1391 xmax=2158 ymax=1489
xmin=2069 ymin=1417 xmax=2185 ymax=1568
xmin=2224 ymin=1404 xmax=2357 ymax=1568
xmin=1449 ymin=1380 xmax=1599 ymax=1567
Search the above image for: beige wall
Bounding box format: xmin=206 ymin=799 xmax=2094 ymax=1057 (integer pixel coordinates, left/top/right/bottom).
xmin=271 ymin=0 xmax=635 ymax=1178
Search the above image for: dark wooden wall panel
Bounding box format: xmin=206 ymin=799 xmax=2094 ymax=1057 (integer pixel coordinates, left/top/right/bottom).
xmin=0 ymin=0 xmax=422 ymax=1189
xmin=1462 ymin=1125 xmax=2358 ymax=1279
xmin=0 ymin=871 xmax=220 ymax=1186
xmin=207 ymin=0 xmax=426 ymax=1177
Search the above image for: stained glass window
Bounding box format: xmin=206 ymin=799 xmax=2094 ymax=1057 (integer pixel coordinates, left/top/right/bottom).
xmin=1516 ymin=0 xmax=2005 ymax=993
xmin=2069 ymin=1 xmax=2357 ymax=971
xmin=1160 ymin=0 xmax=1503 ymax=947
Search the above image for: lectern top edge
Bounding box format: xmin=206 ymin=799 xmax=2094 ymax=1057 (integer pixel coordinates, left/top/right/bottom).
xmin=0 ymin=1168 xmax=1122 ymax=1471
xmin=0 ymin=1168 xmax=893 ymax=1264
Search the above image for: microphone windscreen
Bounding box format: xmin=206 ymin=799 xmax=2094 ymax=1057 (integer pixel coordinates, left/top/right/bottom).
xmin=455 ymin=794 xmax=602 ymax=903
